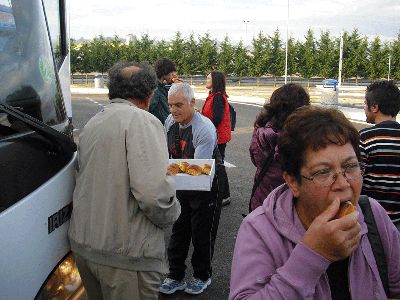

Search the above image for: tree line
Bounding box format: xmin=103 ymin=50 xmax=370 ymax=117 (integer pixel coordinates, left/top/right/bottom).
xmin=71 ymin=28 xmax=400 ymax=80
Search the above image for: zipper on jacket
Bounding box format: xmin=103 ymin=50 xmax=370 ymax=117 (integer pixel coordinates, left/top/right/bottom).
xmin=323 ymin=273 xmax=331 ymax=299
xmin=347 ymin=255 xmax=353 ymax=300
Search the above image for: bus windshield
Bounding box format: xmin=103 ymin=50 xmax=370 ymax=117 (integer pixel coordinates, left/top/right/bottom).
xmin=0 ymin=0 xmax=66 ymax=138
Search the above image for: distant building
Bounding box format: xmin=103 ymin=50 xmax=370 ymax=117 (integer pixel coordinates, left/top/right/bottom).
xmin=125 ymin=34 xmax=137 ymax=45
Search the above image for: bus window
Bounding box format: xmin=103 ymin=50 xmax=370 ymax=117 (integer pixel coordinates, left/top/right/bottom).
xmin=43 ymin=0 xmax=67 ymax=68
xmin=0 ymin=0 xmax=67 ymax=138
xmin=0 ymin=0 xmax=71 ymax=211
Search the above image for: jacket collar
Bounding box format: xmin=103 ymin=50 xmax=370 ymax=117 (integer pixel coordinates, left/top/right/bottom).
xmin=110 ymin=98 xmax=135 ymax=106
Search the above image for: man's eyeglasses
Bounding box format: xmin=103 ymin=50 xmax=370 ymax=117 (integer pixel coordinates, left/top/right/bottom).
xmin=301 ymin=162 xmax=366 ymax=187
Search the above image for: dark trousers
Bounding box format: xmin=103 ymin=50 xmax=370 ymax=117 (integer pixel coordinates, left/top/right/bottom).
xmin=217 ymin=143 xmax=230 ymax=199
xmin=167 ymin=181 xmax=222 ymax=281
xmin=218 ymin=143 xmax=226 ymax=162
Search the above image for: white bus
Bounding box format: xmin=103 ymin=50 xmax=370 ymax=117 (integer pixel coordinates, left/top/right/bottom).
xmin=0 ymin=0 xmax=83 ymax=299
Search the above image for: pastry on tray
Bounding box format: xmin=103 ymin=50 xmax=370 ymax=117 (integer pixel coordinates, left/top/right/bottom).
xmin=201 ymin=164 xmax=211 ymax=175
xmin=167 ymin=163 xmax=181 ymax=176
xmin=168 ymin=162 xmax=212 ymax=176
xmin=178 ymin=161 xmax=190 ymax=173
xmin=185 ymin=164 xmax=203 ymax=176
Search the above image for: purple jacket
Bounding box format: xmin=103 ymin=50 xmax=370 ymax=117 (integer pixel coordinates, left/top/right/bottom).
xmin=230 ymin=184 xmax=400 ymax=299
xmin=249 ymin=123 xmax=284 ymax=210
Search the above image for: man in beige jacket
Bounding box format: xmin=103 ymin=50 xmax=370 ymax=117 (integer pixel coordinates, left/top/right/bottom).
xmin=68 ymin=61 xmax=181 ymax=300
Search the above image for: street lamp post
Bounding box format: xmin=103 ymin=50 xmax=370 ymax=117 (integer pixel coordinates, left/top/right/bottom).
xmin=284 ymin=0 xmax=289 ymax=84
xmin=243 ymin=20 xmax=250 ymax=45
xmin=388 ymin=53 xmax=392 ymax=81
xmin=338 ymin=31 xmax=344 ymax=87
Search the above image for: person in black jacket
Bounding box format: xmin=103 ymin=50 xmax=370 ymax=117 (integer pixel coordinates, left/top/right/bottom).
xmin=148 ymin=58 xmax=182 ymax=124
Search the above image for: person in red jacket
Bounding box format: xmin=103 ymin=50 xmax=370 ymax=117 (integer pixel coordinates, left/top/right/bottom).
xmin=202 ymin=71 xmax=231 ymax=205
xmin=203 ymin=71 xmax=231 ymax=158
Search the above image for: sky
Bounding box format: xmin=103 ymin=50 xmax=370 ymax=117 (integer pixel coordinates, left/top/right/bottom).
xmin=69 ymin=0 xmax=400 ymax=44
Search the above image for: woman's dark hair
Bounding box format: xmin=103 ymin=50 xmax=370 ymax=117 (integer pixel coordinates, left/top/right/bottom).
xmin=107 ymin=61 xmax=157 ymax=101
xmin=365 ymin=80 xmax=400 ymax=117
xmin=254 ymin=83 xmax=310 ymax=130
xmin=210 ymin=71 xmax=227 ymax=95
xmin=278 ymin=106 xmax=361 ymax=182
xmin=154 ymin=58 xmax=176 ymax=79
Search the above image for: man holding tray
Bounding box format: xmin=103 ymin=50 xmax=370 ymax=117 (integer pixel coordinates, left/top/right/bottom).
xmin=160 ymin=82 xmax=224 ymax=295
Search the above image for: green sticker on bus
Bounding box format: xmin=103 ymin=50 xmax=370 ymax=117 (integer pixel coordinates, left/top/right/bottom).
xmin=39 ymin=57 xmax=53 ymax=83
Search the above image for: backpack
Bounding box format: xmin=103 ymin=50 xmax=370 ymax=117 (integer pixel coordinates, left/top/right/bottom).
xmin=229 ymin=104 xmax=236 ymax=131
xmin=358 ymin=195 xmax=390 ymax=298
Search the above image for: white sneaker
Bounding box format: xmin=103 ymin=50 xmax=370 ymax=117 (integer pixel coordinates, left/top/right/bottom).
xmin=184 ymin=277 xmax=211 ymax=295
xmin=159 ymin=277 xmax=187 ymax=294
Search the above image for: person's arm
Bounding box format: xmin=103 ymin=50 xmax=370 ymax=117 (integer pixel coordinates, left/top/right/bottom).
xmin=193 ymin=121 xmax=217 ymax=159
xmin=249 ymin=129 xmax=258 ymax=167
xmin=212 ymin=93 xmax=225 ymax=127
xmin=359 ymin=131 xmax=368 ymax=163
xmin=126 ymin=113 xmax=180 ymax=228
xmin=229 ymin=220 xmax=330 ymax=300
xmin=249 ymin=127 xmax=276 ymax=168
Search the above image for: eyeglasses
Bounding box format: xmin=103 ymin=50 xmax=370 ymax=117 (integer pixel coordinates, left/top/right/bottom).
xmin=301 ymin=162 xmax=366 ymax=187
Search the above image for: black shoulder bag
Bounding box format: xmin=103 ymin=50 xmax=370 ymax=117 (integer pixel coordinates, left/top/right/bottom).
xmin=358 ymin=195 xmax=390 ymax=298
xmin=229 ymin=104 xmax=236 ymax=131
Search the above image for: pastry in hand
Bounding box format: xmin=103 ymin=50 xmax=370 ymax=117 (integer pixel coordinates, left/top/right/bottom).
xmin=167 ymin=163 xmax=181 ymax=176
xmin=186 ymin=164 xmax=202 ymax=176
xmin=178 ymin=161 xmax=190 ymax=173
xmin=335 ymin=201 xmax=357 ymax=219
xmin=172 ymin=77 xmax=183 ymax=83
xmin=201 ymin=164 xmax=211 ymax=175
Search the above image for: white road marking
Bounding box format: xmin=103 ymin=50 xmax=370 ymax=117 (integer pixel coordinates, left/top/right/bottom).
xmin=224 ymin=161 xmax=236 ymax=168
xmin=228 ymin=101 xmax=263 ymax=108
xmin=85 ymin=96 xmax=105 ymax=108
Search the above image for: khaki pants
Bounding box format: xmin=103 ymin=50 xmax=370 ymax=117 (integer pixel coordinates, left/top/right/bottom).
xmin=74 ymin=254 xmax=161 ymax=300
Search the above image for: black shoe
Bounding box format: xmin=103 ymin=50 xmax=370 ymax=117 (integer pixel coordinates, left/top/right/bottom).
xmin=222 ymin=198 xmax=231 ymax=206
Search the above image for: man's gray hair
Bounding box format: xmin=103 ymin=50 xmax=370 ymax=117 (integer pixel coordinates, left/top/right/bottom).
xmin=107 ymin=61 xmax=157 ymax=101
xmin=168 ymin=83 xmax=195 ymax=102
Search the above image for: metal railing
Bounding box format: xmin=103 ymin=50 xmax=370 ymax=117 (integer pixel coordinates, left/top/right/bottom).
xmin=71 ymin=74 xmax=388 ymax=88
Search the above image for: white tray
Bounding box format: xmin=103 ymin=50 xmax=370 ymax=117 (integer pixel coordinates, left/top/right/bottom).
xmin=168 ymin=159 xmax=215 ymax=191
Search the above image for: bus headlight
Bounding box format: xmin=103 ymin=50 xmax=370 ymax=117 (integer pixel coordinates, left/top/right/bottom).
xmin=36 ymin=254 xmax=83 ymax=299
